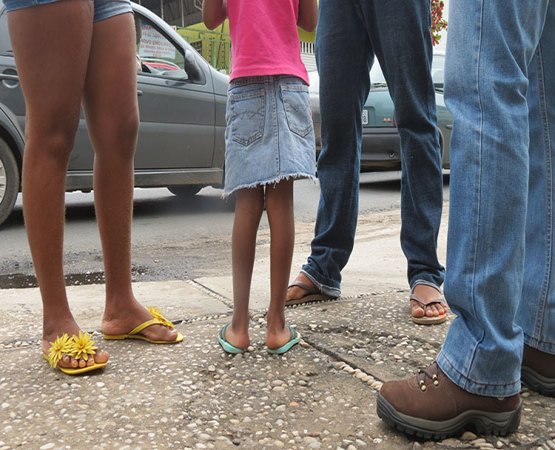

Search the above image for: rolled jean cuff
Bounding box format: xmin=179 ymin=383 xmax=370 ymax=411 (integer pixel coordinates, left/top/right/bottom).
xmin=410 ymin=279 xmax=443 ymax=292
xmin=437 ymin=350 xmax=521 ymax=397
xmin=300 ymin=268 xmax=341 ymax=298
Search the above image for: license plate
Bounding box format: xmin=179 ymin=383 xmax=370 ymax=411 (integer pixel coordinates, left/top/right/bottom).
xmin=362 ymin=109 xmax=368 ymax=125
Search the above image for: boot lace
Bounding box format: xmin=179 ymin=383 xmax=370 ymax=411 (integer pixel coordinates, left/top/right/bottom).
xmin=416 ymin=362 xmax=440 ymax=392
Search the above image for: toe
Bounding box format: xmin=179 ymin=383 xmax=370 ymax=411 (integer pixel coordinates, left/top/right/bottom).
xmin=59 ymin=355 xmax=72 ymax=369
xmin=426 ymin=305 xmax=440 ymax=317
xmin=95 ymin=350 xmax=109 ymax=365
xmin=410 ymin=300 xmax=425 ymax=318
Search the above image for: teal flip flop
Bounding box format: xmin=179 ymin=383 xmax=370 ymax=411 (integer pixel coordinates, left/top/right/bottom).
xmin=218 ymin=323 xmax=246 ymax=354
xmin=267 ymin=325 xmax=301 ymax=355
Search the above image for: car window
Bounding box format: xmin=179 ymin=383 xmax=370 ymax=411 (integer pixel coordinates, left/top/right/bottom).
xmin=135 ymin=15 xmax=189 ymax=81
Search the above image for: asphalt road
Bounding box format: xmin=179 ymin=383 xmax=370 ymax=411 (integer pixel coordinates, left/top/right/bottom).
xmin=0 ymin=172 xmax=449 ymax=288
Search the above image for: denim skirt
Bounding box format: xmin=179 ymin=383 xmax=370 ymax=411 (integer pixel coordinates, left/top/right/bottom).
xmin=3 ymin=0 xmax=132 ymax=22
xmin=223 ymin=75 xmax=316 ymax=197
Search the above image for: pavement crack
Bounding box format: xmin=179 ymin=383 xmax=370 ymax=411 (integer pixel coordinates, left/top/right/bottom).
xmin=187 ymin=279 xmax=233 ymax=308
xmin=301 ymin=334 xmax=384 ymax=391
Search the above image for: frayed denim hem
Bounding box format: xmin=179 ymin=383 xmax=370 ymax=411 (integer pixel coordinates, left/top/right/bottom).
xmin=222 ymin=173 xmax=316 ymax=199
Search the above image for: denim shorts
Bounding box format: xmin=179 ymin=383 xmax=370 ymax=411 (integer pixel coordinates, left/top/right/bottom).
xmin=3 ymin=0 xmax=132 ymax=22
xmin=224 ymin=75 xmax=316 ymax=196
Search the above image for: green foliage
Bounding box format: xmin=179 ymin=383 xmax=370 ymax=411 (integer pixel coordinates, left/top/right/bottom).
xmin=431 ymin=0 xmax=448 ymax=46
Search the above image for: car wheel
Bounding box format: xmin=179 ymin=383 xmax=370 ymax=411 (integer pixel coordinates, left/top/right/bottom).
xmin=0 ymin=139 xmax=20 ymax=227
xmin=168 ymin=185 xmax=202 ymax=198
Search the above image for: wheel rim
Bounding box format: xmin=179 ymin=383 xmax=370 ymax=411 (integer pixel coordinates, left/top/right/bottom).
xmin=0 ymin=157 xmax=6 ymax=205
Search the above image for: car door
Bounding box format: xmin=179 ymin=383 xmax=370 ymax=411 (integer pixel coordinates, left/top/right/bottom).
xmin=133 ymin=12 xmax=216 ymax=170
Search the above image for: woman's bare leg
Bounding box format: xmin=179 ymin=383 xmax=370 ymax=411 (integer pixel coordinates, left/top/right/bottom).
xmin=7 ymin=0 xmax=108 ymax=368
xmin=264 ymin=180 xmax=295 ymax=349
xmin=82 ymin=13 xmax=177 ymax=342
xmin=226 ymin=187 xmax=265 ymax=349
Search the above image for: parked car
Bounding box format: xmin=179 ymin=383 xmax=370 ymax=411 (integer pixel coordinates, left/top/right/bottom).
xmin=309 ymin=54 xmax=452 ymax=171
xmin=0 ymin=3 xmax=228 ymax=226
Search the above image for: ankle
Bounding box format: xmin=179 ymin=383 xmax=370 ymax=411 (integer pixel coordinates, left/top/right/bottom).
xmin=42 ymin=317 xmax=80 ymax=341
xmin=266 ymin=313 xmax=285 ymax=333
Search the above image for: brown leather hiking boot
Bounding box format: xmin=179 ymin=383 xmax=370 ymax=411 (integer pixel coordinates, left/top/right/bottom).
xmin=377 ymin=362 xmax=522 ymax=440
xmin=522 ymin=344 xmax=555 ymax=397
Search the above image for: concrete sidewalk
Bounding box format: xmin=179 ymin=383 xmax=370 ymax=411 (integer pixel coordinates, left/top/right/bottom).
xmin=0 ymin=209 xmax=554 ymax=450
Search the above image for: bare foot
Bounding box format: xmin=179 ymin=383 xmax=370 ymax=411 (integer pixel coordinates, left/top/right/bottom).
xmin=410 ymin=284 xmax=448 ymax=319
xmin=102 ymin=299 xmax=179 ymax=343
xmin=266 ymin=325 xmax=294 ymax=350
xmin=286 ymin=273 xmax=331 ymax=305
xmin=286 ymin=273 xmax=314 ymax=300
xmin=222 ymin=323 xmax=250 ymax=350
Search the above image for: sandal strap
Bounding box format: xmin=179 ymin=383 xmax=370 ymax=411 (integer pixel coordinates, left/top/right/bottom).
xmin=127 ymin=318 xmax=165 ymax=337
xmin=287 ymin=281 xmax=319 ymax=294
xmin=410 ymin=294 xmax=447 ymax=308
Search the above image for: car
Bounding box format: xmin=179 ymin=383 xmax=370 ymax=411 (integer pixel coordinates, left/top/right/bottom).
xmin=308 ymin=54 xmax=453 ymax=171
xmin=0 ymin=3 xmax=228 ymax=226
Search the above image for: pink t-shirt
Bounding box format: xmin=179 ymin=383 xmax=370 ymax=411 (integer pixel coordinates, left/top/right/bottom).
xmin=226 ymin=0 xmax=309 ymax=84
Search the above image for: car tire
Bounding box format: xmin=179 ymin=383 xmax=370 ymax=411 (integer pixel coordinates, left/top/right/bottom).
xmin=168 ymin=185 xmax=202 ymax=198
xmin=0 ymin=139 xmax=19 ymax=227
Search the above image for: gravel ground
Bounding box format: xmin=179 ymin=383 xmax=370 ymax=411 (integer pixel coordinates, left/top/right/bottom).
xmin=0 ymin=291 xmax=553 ymax=450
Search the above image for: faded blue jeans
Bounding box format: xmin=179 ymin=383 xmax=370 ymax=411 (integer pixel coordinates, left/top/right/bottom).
xmin=302 ymin=0 xmax=444 ymax=296
xmin=438 ymin=0 xmax=555 ymax=397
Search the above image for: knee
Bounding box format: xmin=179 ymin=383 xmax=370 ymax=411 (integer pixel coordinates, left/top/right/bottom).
xmin=114 ymin=111 xmax=139 ymax=150
xmin=93 ymin=110 xmax=139 ymax=159
xmin=25 ymin=123 xmax=78 ymax=169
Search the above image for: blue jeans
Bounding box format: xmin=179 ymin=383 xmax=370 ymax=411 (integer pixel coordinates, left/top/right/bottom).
xmin=302 ymin=0 xmax=444 ymax=296
xmin=438 ymin=0 xmax=555 ymax=397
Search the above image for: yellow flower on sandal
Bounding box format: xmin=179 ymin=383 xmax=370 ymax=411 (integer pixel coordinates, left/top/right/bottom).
xmin=44 ymin=332 xmax=108 ymax=376
xmin=68 ymin=331 xmax=97 ymax=361
xmin=46 ymin=333 xmax=73 ymax=368
xmin=147 ymin=306 xmax=174 ymax=329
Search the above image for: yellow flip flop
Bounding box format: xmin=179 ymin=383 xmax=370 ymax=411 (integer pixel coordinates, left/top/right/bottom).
xmin=44 ymin=332 xmax=108 ymax=375
xmin=103 ymin=307 xmax=184 ymax=344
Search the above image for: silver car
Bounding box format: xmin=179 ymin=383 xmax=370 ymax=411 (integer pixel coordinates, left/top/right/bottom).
xmin=0 ymin=3 xmax=228 ymax=226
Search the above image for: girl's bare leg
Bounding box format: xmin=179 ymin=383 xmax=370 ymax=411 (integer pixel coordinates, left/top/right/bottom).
xmin=264 ymin=180 xmax=295 ymax=349
xmin=7 ymin=0 xmax=108 ymax=368
xmin=227 ymin=187 xmax=265 ymax=349
xmin=82 ymin=13 xmax=177 ymax=342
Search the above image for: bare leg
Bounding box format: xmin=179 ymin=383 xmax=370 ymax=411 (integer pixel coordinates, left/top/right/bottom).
xmin=82 ymin=13 xmax=177 ymax=342
xmin=8 ymin=0 xmax=108 ymax=369
xmin=226 ymin=187 xmax=265 ymax=350
xmin=265 ymin=180 xmax=295 ymax=349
